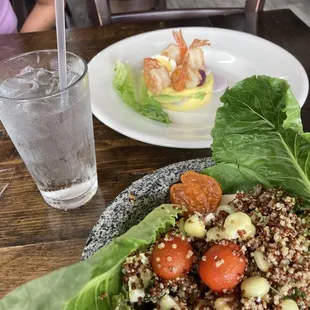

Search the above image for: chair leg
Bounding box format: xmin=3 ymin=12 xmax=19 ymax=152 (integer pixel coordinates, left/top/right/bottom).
xmin=245 ymin=0 xmax=265 ymax=12
xmin=65 ymin=4 xmax=73 ymax=17
xmin=88 ymin=0 xmax=112 ymax=26
xmin=244 ymin=12 xmax=258 ymax=35
xmin=87 ymin=0 xmax=101 ymax=26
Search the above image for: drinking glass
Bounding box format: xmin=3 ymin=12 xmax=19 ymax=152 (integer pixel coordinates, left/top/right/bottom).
xmin=0 ymin=50 xmax=98 ymax=210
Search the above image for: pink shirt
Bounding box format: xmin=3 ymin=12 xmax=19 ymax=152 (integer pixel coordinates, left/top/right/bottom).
xmin=0 ymin=0 xmax=18 ymax=34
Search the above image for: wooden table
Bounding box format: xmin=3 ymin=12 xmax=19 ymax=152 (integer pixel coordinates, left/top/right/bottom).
xmin=0 ymin=9 xmax=309 ymax=298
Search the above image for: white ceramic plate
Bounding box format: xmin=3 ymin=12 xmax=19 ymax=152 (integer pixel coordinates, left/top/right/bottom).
xmin=88 ymin=27 xmax=309 ymax=149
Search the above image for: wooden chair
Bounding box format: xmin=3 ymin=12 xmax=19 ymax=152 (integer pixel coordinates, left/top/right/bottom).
xmin=88 ymin=0 xmax=266 ymax=26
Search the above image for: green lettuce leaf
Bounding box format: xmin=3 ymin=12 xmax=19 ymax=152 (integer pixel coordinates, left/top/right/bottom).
xmin=0 ymin=204 xmax=182 ymax=310
xmin=203 ymin=76 xmax=310 ymax=207
xmin=113 ymin=60 xmax=171 ymax=123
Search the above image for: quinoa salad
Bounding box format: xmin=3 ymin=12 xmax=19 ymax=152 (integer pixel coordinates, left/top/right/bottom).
xmin=117 ymin=171 xmax=310 ymax=310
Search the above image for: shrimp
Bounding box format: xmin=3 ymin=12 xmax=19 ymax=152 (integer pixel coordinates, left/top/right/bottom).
xmin=143 ymin=58 xmax=171 ymax=95
xmin=161 ymin=43 xmax=181 ymax=65
xmin=161 ymin=31 xmax=210 ymax=69
xmin=185 ymin=67 xmax=202 ymax=89
xmin=188 ymin=48 xmax=205 ymax=71
xmin=171 ymin=54 xmax=203 ymax=91
xmin=172 ymin=30 xmax=188 ymax=64
xmin=171 ymin=54 xmax=190 ymax=92
xmin=188 ymin=39 xmax=211 ymax=71
xmin=159 ymin=31 xmax=211 ymax=91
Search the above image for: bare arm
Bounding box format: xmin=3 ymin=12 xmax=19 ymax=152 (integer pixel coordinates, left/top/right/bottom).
xmin=20 ymin=0 xmax=65 ymax=33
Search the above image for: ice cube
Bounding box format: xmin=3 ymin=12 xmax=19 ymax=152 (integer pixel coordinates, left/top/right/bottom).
xmin=0 ymin=77 xmax=37 ymax=99
xmin=66 ymin=71 xmax=80 ymax=86
xmin=0 ymin=67 xmax=61 ymax=99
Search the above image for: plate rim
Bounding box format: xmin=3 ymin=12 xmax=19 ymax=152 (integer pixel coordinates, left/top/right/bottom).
xmin=88 ymin=26 xmax=309 ymax=149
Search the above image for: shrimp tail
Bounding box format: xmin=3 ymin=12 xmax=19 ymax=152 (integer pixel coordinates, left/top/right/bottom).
xmin=171 ymin=54 xmax=190 ymax=92
xmin=189 ymin=39 xmax=211 ymax=49
xmin=173 ymin=30 xmax=188 ymax=63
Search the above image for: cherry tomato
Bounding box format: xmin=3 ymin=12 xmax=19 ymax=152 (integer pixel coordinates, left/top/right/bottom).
xmin=199 ymin=242 xmax=246 ymax=292
xmin=151 ymin=236 xmax=194 ymax=280
xmin=170 ymin=171 xmax=222 ymax=215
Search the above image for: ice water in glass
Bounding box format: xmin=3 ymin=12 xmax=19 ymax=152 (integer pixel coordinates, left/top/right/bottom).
xmin=0 ymin=51 xmax=97 ymax=210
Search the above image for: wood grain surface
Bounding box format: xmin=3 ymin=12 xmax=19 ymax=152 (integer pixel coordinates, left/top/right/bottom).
xmin=0 ymin=9 xmax=310 ymax=298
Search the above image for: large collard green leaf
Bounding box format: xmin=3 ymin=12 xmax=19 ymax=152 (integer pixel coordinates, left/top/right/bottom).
xmin=203 ymin=162 xmax=272 ymax=194
xmin=0 ymin=204 xmax=182 ymax=310
xmin=203 ymin=76 xmax=310 ymax=206
xmin=113 ymin=60 xmax=171 ymax=123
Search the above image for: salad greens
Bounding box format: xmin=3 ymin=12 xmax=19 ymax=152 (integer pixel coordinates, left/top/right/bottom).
xmin=0 ymin=204 xmax=182 ymax=310
xmin=113 ymin=60 xmax=171 ymax=123
xmin=1 ymin=75 xmax=309 ymax=309
xmin=203 ymin=76 xmax=310 ymax=208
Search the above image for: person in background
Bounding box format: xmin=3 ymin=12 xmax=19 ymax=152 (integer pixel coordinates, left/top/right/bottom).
xmin=0 ymin=0 xmax=59 ymax=34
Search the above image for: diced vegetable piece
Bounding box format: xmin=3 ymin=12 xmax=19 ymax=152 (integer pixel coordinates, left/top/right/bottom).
xmin=128 ymin=278 xmax=145 ymax=303
xmin=140 ymin=269 xmax=152 ymax=287
xmin=219 ymin=194 xmax=236 ymax=206
xmin=159 ymin=295 xmax=182 ymax=310
xmin=126 ymin=253 xmax=152 ymax=303
xmin=216 ymin=204 xmax=236 ymax=215
xmin=224 ymin=212 xmax=256 ymax=240
xmin=178 ymin=218 xmax=186 ymax=234
xmin=206 ymin=227 xmax=225 ymax=241
xmin=184 ymin=214 xmax=206 ymax=238
xmin=214 ymin=298 xmax=233 ymax=310
xmin=253 ymin=251 xmax=271 ymax=272
xmin=241 ymin=276 xmax=270 ymax=298
xmin=207 ymin=211 xmax=256 ymax=241
xmin=198 ymin=70 xmax=206 ymax=86
xmin=279 ymin=299 xmax=299 ymax=310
